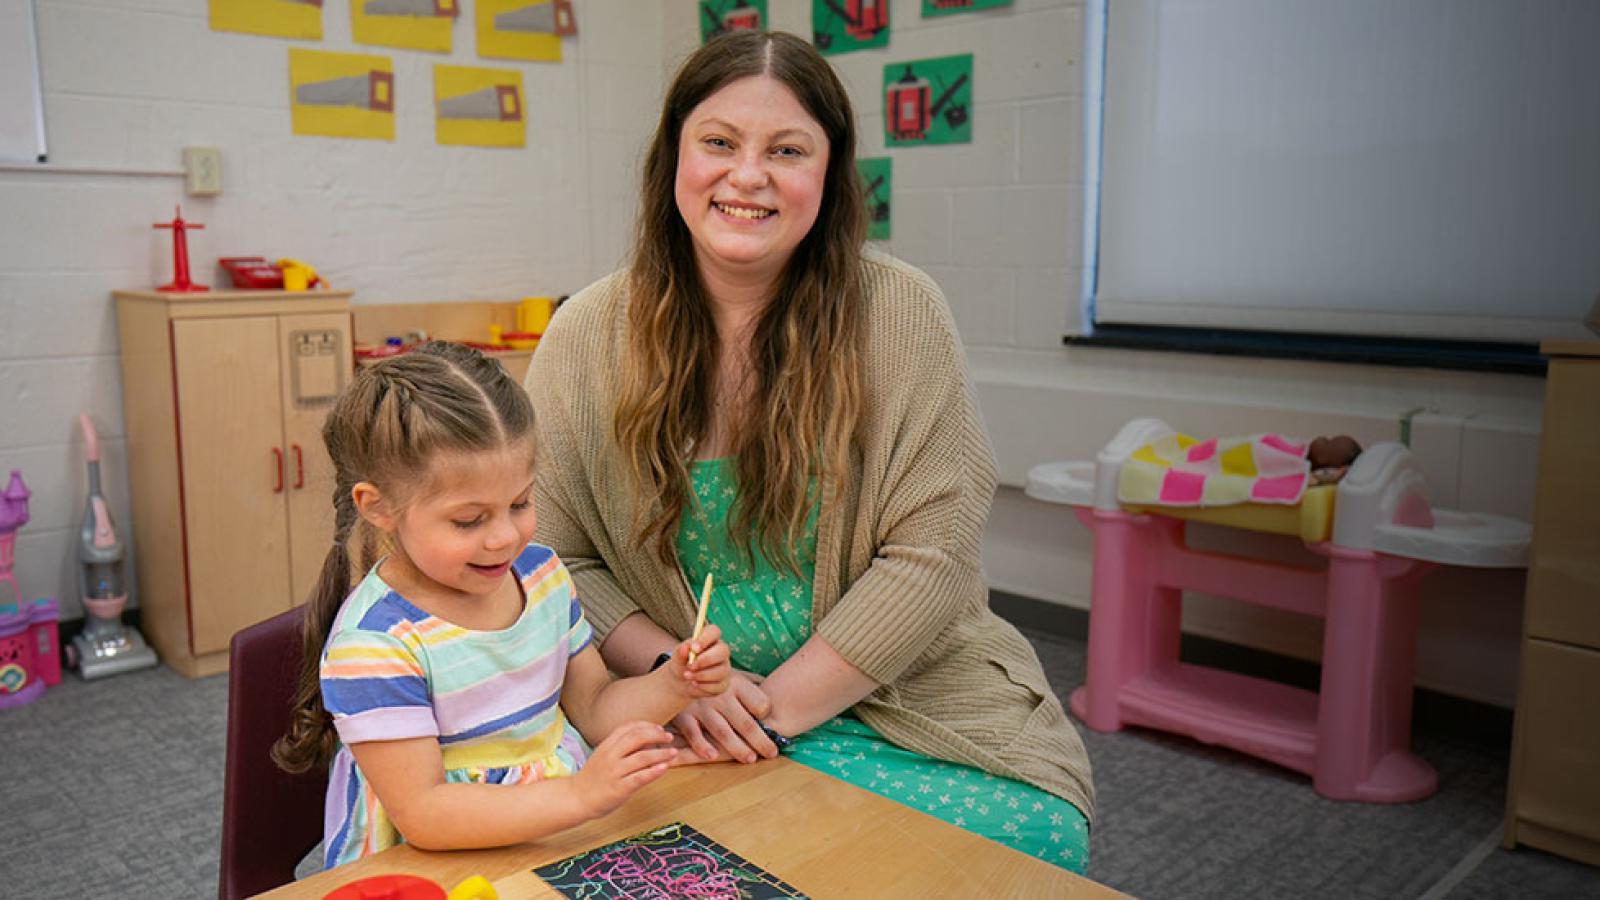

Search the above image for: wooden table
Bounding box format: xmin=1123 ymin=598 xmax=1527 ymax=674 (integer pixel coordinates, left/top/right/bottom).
xmin=261 ymin=758 xmax=1122 ymax=899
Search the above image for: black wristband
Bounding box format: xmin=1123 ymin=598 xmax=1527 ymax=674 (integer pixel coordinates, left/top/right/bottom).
xmin=758 ymin=721 xmax=793 ymax=751
xmin=650 ymin=651 xmax=673 ymax=672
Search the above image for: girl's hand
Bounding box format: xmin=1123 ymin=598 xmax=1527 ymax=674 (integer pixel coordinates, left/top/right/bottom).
xmin=570 ymin=721 xmax=675 ymax=819
xmin=669 ymin=671 xmax=780 ymax=764
xmin=663 ymin=623 xmax=732 ymax=700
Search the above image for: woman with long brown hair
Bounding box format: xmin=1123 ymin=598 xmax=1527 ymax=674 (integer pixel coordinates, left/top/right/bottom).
xmin=526 ymin=31 xmax=1094 ymax=871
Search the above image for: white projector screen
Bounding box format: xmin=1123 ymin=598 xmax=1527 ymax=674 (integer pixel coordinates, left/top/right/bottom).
xmin=1095 ymin=0 xmax=1600 ymax=343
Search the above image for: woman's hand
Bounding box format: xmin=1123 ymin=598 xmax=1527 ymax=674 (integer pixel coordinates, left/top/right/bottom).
xmin=570 ymin=721 xmax=676 ymax=819
xmin=662 ymin=623 xmax=732 ymax=701
xmin=668 ymin=671 xmax=780 ymax=764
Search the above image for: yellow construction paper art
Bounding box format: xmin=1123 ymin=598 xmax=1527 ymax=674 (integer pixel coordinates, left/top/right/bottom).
xmin=352 ymin=0 xmax=458 ymax=53
xmin=289 ymin=49 xmax=396 ymax=141
xmin=435 ymin=65 xmax=526 ymax=148
xmin=210 ymin=0 xmax=322 ymax=39
xmin=477 ymin=0 xmax=567 ymax=62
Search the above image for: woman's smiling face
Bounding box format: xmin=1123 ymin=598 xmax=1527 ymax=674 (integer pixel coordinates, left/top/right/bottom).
xmin=674 ymin=75 xmax=830 ymax=289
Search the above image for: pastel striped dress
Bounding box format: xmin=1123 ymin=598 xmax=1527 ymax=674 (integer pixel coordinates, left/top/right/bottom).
xmin=318 ymin=543 xmax=593 ymax=868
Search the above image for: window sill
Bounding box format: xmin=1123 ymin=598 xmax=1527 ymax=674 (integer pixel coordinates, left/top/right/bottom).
xmin=1066 ymin=324 xmax=1546 ymax=376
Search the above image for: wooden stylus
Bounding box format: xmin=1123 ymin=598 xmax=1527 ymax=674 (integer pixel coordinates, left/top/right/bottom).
xmin=687 ymin=572 xmax=713 ymax=664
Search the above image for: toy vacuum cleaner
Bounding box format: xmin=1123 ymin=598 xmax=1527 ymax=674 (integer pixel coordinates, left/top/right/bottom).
xmin=67 ymin=414 xmax=158 ymax=679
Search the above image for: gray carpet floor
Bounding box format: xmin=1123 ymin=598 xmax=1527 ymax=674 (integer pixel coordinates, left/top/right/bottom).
xmin=2 ymin=627 xmax=1596 ymax=899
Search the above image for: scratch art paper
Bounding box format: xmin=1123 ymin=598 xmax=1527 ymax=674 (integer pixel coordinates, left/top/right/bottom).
xmin=533 ymin=821 xmax=807 ymax=899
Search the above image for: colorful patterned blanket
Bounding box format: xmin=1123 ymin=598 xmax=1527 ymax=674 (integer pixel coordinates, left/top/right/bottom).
xmin=1117 ymin=432 xmax=1310 ymax=507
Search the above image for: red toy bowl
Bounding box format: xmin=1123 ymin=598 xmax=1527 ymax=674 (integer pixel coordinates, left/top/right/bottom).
xmin=219 ymin=256 xmax=323 ymax=290
xmin=219 ymin=257 xmax=285 ymax=289
xmin=322 ymin=873 xmax=446 ymax=900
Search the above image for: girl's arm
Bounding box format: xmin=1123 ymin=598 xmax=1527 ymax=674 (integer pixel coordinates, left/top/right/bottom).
xmin=602 ymin=615 xmax=797 ymax=766
xmin=560 ymin=630 xmax=731 ymax=745
xmin=596 ymin=609 xmax=681 ymax=677
xmin=600 ymin=612 xmax=785 ymax=765
xmin=348 ymin=721 xmax=674 ymax=851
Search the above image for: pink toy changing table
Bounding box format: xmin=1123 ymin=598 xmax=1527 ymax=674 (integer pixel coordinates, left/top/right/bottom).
xmin=1027 ymin=418 xmax=1530 ymax=803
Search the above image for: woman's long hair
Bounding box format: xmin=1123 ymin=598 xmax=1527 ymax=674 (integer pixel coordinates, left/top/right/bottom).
xmin=615 ymin=31 xmax=866 ymax=573
xmin=271 ymin=342 xmax=534 ymax=774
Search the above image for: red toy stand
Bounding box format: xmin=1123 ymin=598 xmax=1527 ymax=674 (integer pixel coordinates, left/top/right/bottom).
xmin=153 ymin=205 xmax=209 ymax=293
xmin=322 ymin=873 xmax=446 ymax=900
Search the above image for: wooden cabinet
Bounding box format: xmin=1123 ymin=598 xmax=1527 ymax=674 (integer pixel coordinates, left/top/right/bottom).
xmin=351 ymin=301 xmax=535 ymax=384
xmin=114 ymin=290 xmax=353 ymax=677
xmin=1504 ymin=340 xmax=1600 ymax=867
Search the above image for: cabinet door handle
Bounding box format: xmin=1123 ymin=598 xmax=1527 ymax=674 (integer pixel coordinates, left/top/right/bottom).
xmin=292 ymin=444 xmax=305 ymax=489
xmin=272 ymin=447 xmax=284 ymax=493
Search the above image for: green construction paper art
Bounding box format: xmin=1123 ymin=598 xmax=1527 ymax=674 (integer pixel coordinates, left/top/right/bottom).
xmin=857 ymin=157 xmax=892 ymax=240
xmin=922 ymin=0 xmax=1013 ymax=17
xmin=883 ymin=54 xmax=972 ymax=146
xmin=813 ymin=0 xmax=889 ymax=56
xmin=700 ymin=0 xmax=769 ymax=45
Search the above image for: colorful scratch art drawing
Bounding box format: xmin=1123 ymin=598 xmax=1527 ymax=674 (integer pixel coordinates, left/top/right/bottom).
xmin=533 ymin=822 xmax=807 ymax=899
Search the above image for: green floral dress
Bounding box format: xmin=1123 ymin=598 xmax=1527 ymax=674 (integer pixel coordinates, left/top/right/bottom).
xmin=678 ymin=458 xmax=1090 ymax=873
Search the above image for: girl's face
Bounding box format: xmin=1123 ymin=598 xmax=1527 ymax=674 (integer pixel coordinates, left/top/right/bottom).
xmin=674 ymin=75 xmax=830 ymax=291
xmin=381 ymin=443 xmax=538 ymax=602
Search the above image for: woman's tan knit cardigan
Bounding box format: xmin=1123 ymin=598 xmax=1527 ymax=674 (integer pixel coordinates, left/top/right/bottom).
xmin=524 ymin=249 xmax=1094 ymax=820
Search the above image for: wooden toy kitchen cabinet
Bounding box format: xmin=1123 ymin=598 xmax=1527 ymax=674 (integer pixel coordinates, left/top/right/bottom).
xmin=114 ymin=289 xmax=352 ymax=677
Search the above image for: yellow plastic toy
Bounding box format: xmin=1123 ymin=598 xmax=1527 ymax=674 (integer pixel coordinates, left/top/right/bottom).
xmin=447 ymin=875 xmax=497 ymax=900
xmin=487 ymin=324 xmax=539 ymax=351
xmin=277 ymin=258 xmax=325 ymax=292
xmin=517 ymin=296 xmax=555 ymax=335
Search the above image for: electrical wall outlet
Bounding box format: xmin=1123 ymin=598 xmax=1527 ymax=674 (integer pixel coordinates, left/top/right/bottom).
xmin=183 ymin=146 xmax=222 ymax=196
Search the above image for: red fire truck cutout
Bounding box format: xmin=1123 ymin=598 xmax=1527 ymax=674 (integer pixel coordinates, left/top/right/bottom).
xmin=702 ymin=0 xmax=761 ymax=39
xmin=819 ymin=0 xmax=887 ymax=43
xmin=887 ymin=65 xmax=968 ymax=142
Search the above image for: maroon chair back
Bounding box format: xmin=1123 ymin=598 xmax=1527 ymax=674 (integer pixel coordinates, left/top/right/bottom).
xmin=219 ymin=605 xmax=327 ymax=900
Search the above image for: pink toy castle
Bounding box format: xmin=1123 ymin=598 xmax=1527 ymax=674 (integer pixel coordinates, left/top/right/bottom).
xmin=0 ymin=470 xmax=62 ymax=709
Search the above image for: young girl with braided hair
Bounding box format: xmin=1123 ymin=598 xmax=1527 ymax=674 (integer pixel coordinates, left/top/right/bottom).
xmin=272 ymin=341 xmax=730 ymax=868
